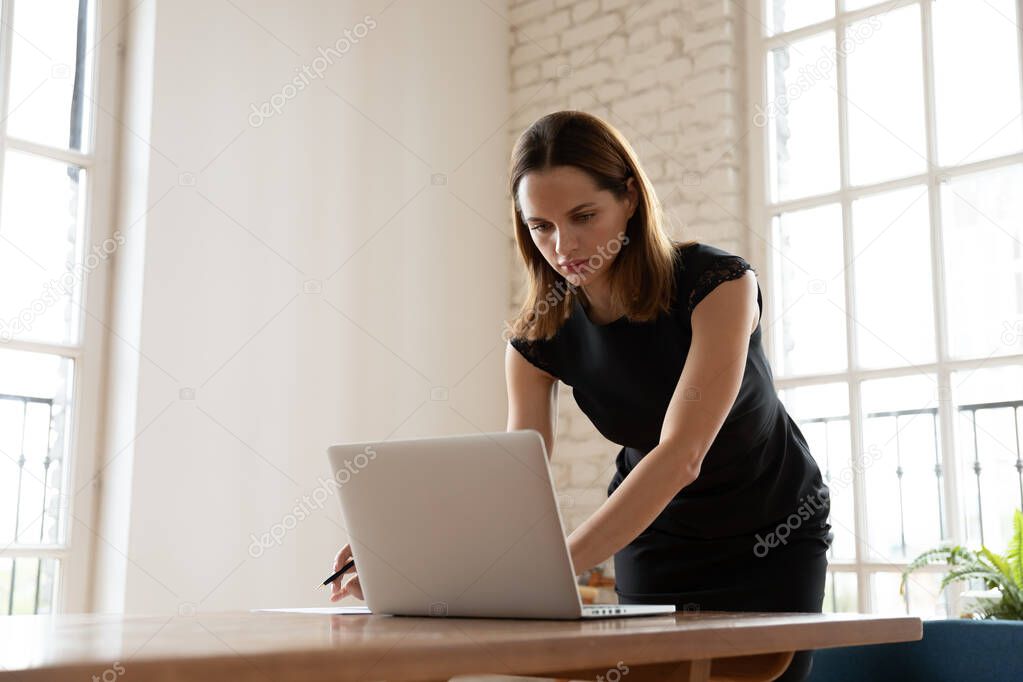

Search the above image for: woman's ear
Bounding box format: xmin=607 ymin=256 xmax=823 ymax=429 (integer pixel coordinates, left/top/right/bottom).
xmin=625 ymin=177 xmax=638 ymax=219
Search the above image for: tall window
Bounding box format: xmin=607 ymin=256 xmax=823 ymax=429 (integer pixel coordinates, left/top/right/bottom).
xmin=751 ymin=0 xmax=1023 ymax=616
xmin=0 ymin=0 xmax=102 ymax=614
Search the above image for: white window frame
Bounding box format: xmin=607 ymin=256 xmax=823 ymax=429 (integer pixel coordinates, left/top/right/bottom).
xmin=0 ymin=0 xmax=124 ymax=614
xmin=745 ymin=0 xmax=1023 ymax=614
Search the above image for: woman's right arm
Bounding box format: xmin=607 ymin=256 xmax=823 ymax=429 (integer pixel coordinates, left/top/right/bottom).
xmin=505 ymin=342 xmax=559 ymax=459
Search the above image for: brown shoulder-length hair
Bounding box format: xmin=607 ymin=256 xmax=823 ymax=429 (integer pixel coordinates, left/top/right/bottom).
xmin=507 ymin=110 xmax=693 ymax=341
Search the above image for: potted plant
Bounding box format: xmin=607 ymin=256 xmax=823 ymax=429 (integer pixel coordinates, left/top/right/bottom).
xmin=900 ymin=508 xmax=1023 ymax=619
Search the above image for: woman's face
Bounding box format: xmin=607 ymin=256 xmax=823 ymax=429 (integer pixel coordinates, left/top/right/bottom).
xmin=517 ymin=165 xmax=637 ymax=287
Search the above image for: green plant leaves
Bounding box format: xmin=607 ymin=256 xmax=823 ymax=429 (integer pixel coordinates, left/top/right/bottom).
xmin=901 ymin=509 xmax=1023 ymax=620
xmin=1007 ymin=509 xmax=1023 ymax=588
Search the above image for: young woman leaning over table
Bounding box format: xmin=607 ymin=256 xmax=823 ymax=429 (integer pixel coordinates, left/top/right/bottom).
xmin=329 ymin=111 xmax=833 ymax=682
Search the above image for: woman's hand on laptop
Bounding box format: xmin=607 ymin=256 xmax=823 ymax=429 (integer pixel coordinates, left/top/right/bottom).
xmin=329 ymin=544 xmax=363 ymax=601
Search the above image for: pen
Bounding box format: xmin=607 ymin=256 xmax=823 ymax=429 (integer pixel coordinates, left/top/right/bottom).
xmin=322 ymin=559 xmax=355 ymax=587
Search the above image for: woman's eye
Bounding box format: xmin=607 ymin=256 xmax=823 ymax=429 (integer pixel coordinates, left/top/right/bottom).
xmin=529 ymin=215 xmax=591 ymax=231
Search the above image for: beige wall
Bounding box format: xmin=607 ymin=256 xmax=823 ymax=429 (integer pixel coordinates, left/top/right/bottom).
xmin=92 ymin=0 xmax=511 ymax=614
xmin=90 ymin=0 xmax=753 ymax=614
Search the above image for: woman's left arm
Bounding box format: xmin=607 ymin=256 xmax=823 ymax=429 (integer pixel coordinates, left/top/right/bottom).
xmin=567 ymin=269 xmax=760 ymax=575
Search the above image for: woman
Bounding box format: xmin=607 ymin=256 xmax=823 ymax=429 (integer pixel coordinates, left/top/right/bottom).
xmin=504 ymin=111 xmax=832 ymax=681
xmin=330 ymin=110 xmax=832 ymax=681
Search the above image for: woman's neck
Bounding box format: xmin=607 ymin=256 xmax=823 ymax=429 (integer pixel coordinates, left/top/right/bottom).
xmin=580 ymin=282 xmax=616 ymax=324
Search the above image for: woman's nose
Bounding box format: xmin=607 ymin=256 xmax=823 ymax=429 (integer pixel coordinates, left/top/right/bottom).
xmin=555 ymin=227 xmax=578 ymax=255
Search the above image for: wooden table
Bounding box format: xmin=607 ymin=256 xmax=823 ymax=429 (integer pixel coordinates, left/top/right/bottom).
xmin=0 ymin=610 xmax=920 ymax=681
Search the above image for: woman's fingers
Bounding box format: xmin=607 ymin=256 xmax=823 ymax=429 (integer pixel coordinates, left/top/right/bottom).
xmin=330 ymin=574 xmax=362 ymax=602
xmin=330 ymin=545 xmax=355 ymax=586
xmin=329 ymin=544 xmax=361 ymax=602
xmin=345 ymin=575 xmax=363 ymax=601
xmin=332 ymin=544 xmax=352 ymax=573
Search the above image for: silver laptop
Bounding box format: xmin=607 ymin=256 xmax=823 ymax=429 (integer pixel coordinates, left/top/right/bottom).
xmin=326 ymin=430 xmax=676 ymax=619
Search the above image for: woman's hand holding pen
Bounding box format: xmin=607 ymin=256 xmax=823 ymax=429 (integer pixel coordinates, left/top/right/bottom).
xmin=328 ymin=543 xmax=362 ymax=602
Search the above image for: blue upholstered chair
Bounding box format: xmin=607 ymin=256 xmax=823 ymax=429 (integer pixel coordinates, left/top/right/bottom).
xmin=808 ymin=619 xmax=1023 ymax=682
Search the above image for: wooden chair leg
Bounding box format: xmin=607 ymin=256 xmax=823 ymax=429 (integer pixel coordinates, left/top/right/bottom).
xmin=710 ymin=651 xmax=796 ymax=682
xmin=472 ymin=652 xmax=794 ymax=682
xmin=533 ymin=659 xmax=712 ymax=681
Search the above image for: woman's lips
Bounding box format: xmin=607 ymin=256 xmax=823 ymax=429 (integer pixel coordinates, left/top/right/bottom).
xmin=560 ymin=259 xmax=588 ymax=272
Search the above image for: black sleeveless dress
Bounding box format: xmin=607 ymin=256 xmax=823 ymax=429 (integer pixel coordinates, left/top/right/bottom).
xmin=511 ymin=241 xmax=833 ymax=682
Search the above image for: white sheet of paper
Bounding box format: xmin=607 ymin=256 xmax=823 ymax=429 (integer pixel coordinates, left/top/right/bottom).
xmin=252 ymin=606 xmax=372 ymax=615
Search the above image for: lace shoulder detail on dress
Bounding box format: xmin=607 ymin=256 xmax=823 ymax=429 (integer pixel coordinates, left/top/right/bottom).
xmin=687 ymin=255 xmax=757 ymax=314
xmin=509 ymin=336 xmax=558 ymax=378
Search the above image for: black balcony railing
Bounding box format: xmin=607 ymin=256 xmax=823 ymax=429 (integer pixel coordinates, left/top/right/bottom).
xmin=1 ymin=392 xmax=59 ymax=615
xmin=959 ymin=399 xmax=1023 ymax=547
xmin=799 ymin=397 xmax=1023 ymax=615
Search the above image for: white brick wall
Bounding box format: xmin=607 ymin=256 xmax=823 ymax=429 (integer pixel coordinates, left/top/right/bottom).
xmin=505 ymin=0 xmax=752 ymax=569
